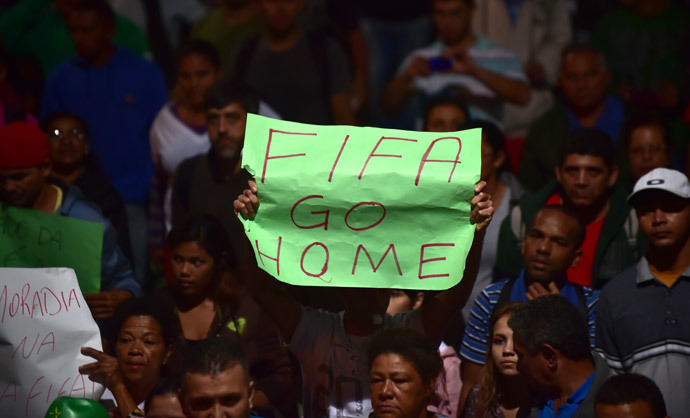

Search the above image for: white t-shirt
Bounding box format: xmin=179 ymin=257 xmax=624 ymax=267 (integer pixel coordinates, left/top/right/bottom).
xmin=288 ymin=307 xmax=424 ymax=418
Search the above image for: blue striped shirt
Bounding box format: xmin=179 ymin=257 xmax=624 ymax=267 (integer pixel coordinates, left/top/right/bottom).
xmin=460 ymin=271 xmax=600 ymax=365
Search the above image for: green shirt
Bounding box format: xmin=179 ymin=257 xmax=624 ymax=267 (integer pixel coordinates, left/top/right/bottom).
xmin=0 ymin=0 xmax=149 ymax=78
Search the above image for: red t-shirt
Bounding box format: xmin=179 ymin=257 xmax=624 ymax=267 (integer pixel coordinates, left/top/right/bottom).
xmin=544 ymin=194 xmax=604 ymax=287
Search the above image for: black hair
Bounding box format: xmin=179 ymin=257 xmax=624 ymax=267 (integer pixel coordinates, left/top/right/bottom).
xmin=367 ymin=328 xmax=443 ymax=387
xmin=560 ymin=43 xmax=606 ymax=68
xmin=166 ymin=213 xmax=234 ymax=268
xmin=40 ymin=110 xmax=91 ymax=141
xmin=507 ymin=295 xmax=590 ymax=361
xmin=144 ymin=374 xmax=181 ymax=412
xmin=622 ymin=114 xmax=672 ymax=153
xmin=595 ymin=374 xmax=667 ymax=418
xmin=557 ymin=128 xmax=617 ymax=169
xmin=72 ymin=0 xmax=116 ymax=26
xmin=182 ymin=337 xmax=250 ymax=388
xmin=531 ymin=204 xmax=586 ymax=248
xmin=203 ymin=79 xmax=259 ymax=114
xmin=423 ymin=96 xmax=469 ymax=130
xmin=177 ymin=39 xmax=221 ymax=71
xmin=113 ymin=296 xmax=177 ymax=346
xmin=460 ymin=119 xmax=506 ymax=155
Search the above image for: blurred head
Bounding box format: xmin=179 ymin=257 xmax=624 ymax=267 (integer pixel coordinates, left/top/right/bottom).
xmin=113 ymin=298 xmax=176 ymax=389
xmin=508 ymin=295 xmax=591 ymax=391
xmin=559 ymin=44 xmax=610 ymax=112
xmin=368 ymin=328 xmax=443 ymax=418
xmin=145 ymin=376 xmax=185 ymax=418
xmin=624 ymin=116 xmax=672 ymax=181
xmin=522 ymin=206 xmax=584 ymax=283
xmin=432 ymin=0 xmax=475 ymax=46
xmin=0 ymin=122 xmax=51 ymax=208
xmin=423 ymin=98 xmax=469 ymax=132
xmin=260 ymin=0 xmax=304 ymax=37
xmin=386 ymin=290 xmax=425 ymax=316
xmin=68 ymin=0 xmax=115 ymax=63
xmin=556 ymin=128 xmax=618 ymax=208
xmin=41 ymin=111 xmax=89 ymax=171
xmin=343 ymin=288 xmax=392 ymax=320
xmin=181 ymin=338 xmax=254 ymax=418
xmin=628 ymin=169 xmax=690 ymax=252
xmin=460 ymin=120 xmax=506 ymax=182
xmin=594 ymin=374 xmax=668 ymax=418
xmin=177 ymin=40 xmax=222 ymax=109
xmin=204 ymin=80 xmax=258 ymax=160
xmin=167 ymin=214 xmax=232 ymax=299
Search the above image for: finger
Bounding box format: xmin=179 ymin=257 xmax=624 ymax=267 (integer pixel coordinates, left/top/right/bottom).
xmin=475 ymin=180 xmax=487 ymax=193
xmin=248 ymin=180 xmax=257 ymax=193
xmin=81 ymin=347 xmax=105 ymax=360
xmin=525 ymin=292 xmax=534 ymax=301
xmin=470 ymin=192 xmax=487 ymax=206
xmin=548 ymin=282 xmax=560 ymax=294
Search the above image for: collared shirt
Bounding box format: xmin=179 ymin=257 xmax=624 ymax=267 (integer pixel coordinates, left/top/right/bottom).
xmin=539 ymin=372 xmax=594 ymax=418
xmin=595 ymin=257 xmax=690 ymax=418
xmin=567 ymin=95 xmax=624 ymax=142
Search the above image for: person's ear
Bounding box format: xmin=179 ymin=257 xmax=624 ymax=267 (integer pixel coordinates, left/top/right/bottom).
xmin=541 ymin=344 xmax=558 ymax=370
xmin=494 ymin=150 xmax=506 ymax=170
xmin=411 ymin=292 xmax=425 ymax=310
xmin=247 ymin=380 xmax=255 ymax=409
xmin=163 ymin=344 xmax=173 ymax=365
xmin=570 ymin=249 xmax=582 ymax=269
xmin=607 ymin=166 xmax=619 ymax=187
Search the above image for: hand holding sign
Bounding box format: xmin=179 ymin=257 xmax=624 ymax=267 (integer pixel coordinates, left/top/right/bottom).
xmin=79 ymin=347 xmax=124 ymax=389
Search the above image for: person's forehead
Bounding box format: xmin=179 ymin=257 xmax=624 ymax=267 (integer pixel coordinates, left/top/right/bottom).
xmin=562 ymin=51 xmax=601 ymax=70
xmin=595 ymin=401 xmax=656 ymax=418
xmin=184 ymin=365 xmax=248 ymax=395
xmin=207 ymin=103 xmax=246 ymax=116
xmin=562 ymin=153 xmax=607 ymax=169
xmin=532 ymin=209 xmax=576 ymax=234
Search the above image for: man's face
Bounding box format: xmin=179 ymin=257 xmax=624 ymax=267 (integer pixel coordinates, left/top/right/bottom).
xmin=559 ymin=52 xmax=610 ymax=111
xmin=627 ymin=125 xmax=670 ymax=181
xmin=522 ymin=209 xmax=582 ymax=282
xmin=260 ymin=0 xmax=302 ymax=37
xmin=556 ymin=154 xmax=617 ymax=208
xmin=181 ymin=365 xmax=254 ymax=418
xmin=68 ymin=11 xmax=113 ymax=61
xmin=425 ymin=104 xmax=467 ymax=132
xmin=595 ymin=400 xmax=658 ymax=418
xmin=432 ymin=0 xmax=473 ymax=46
xmin=635 ymin=190 xmax=690 ymax=251
xmin=206 ymin=103 xmax=247 ymax=160
xmin=513 ymin=340 xmax=551 ymax=389
xmin=0 ymin=164 xmax=50 ymax=208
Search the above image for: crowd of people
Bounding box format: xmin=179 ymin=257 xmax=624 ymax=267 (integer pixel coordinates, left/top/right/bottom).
xmin=1 ymin=0 xmax=690 ymax=417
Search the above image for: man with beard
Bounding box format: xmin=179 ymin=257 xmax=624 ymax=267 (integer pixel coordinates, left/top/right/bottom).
xmin=171 ymin=80 xmax=255 ymax=257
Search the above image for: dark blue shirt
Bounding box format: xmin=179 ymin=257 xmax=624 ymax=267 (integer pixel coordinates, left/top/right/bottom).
xmin=539 ymin=372 xmax=595 ymax=418
xmin=567 ymin=95 xmax=624 ymax=143
xmin=41 ymin=47 xmax=167 ymax=204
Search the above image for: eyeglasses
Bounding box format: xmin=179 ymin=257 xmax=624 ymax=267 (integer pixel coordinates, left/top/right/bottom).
xmin=47 ymin=128 xmax=87 ymax=142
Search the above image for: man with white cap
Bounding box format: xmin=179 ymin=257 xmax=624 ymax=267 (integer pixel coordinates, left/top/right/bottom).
xmin=595 ymin=168 xmax=690 ymax=418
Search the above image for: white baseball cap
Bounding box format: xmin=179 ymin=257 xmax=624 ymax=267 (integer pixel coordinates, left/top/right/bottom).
xmin=628 ymin=168 xmax=690 ymax=204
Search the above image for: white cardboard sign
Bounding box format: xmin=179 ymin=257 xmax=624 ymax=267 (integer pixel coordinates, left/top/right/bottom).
xmin=0 ymin=268 xmax=104 ymax=417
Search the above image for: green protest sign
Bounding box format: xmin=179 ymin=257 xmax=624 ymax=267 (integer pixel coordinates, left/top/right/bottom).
xmin=240 ymin=114 xmax=481 ymax=290
xmin=0 ymin=205 xmax=103 ymax=294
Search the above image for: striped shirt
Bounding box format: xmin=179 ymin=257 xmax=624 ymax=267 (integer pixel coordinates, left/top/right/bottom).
xmin=595 ymin=258 xmax=690 ymax=418
xmin=460 ymin=271 xmax=600 ymax=365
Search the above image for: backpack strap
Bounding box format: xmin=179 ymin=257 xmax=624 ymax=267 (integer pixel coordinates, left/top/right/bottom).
xmin=495 ymin=278 xmax=517 ymax=312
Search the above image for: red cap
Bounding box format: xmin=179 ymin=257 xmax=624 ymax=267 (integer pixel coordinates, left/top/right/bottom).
xmin=0 ymin=121 xmax=51 ymax=170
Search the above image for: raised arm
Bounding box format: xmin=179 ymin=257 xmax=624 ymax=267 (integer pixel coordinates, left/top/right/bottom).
xmin=420 ymin=181 xmax=494 ymax=341
xmin=233 ymin=180 xmax=302 ymax=343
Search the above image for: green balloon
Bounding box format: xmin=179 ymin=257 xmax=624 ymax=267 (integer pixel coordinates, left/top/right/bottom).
xmin=44 ymin=397 xmax=109 ymax=418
